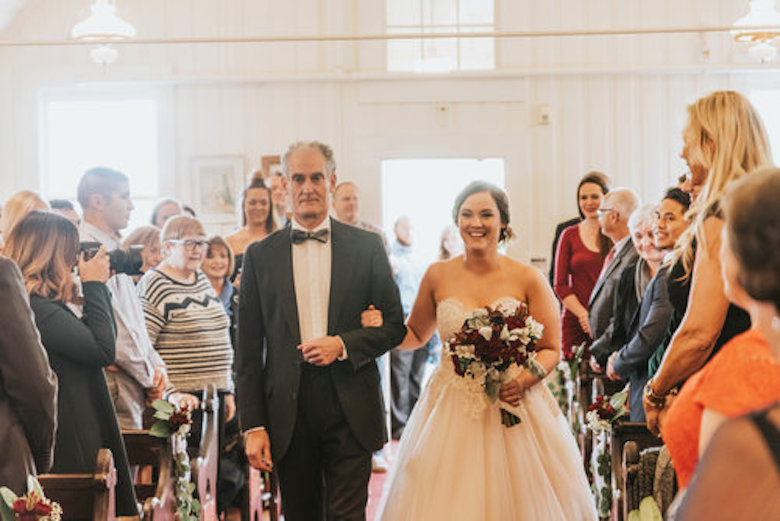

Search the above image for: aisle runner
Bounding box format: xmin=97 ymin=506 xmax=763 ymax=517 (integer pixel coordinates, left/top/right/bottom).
xmin=366 ymin=441 xmax=397 ymax=521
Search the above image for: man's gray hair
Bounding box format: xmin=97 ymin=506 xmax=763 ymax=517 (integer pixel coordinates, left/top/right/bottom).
xmin=606 ymin=188 xmax=640 ymax=221
xmin=282 ymin=141 xmax=337 ymax=176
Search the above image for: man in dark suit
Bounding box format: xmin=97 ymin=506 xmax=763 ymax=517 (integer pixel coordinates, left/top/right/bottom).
xmin=0 ymin=255 xmax=58 ymax=494
xmin=238 ymin=141 xmax=406 ymax=521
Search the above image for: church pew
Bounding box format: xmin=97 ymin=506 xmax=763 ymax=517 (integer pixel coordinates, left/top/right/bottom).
xmin=188 ymin=384 xmax=219 ymax=521
xmin=617 ymin=426 xmax=664 ymax=521
xmin=122 ymin=430 xmax=176 ymax=521
xmin=38 ymin=448 xmax=116 ymax=521
xmin=242 ymin=468 xmax=280 ymax=521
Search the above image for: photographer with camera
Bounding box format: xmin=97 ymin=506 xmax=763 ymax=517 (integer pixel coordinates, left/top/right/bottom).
xmin=77 ymin=167 xmax=196 ymax=430
xmin=4 ymin=210 xmax=137 ymax=516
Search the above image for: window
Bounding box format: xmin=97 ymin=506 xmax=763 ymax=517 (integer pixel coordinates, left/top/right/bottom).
xmin=381 ymin=158 xmax=505 ymax=265
xmin=751 ymin=90 xmax=780 ymax=159
xmin=387 ymin=0 xmax=495 ymax=72
xmin=41 ymin=95 xmax=159 ymax=231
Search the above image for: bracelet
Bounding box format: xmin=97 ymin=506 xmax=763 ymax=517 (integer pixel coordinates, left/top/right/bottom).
xmin=644 ymin=380 xmax=668 ymax=408
xmin=527 ymin=358 xmax=549 ymax=380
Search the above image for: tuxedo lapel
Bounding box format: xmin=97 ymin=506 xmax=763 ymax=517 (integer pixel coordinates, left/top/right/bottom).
xmin=327 ymin=220 xmax=350 ymax=334
xmin=276 ymin=230 xmax=301 ymax=343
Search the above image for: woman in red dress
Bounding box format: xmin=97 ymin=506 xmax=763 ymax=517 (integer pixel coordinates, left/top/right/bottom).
xmin=553 ymin=173 xmax=610 ymax=356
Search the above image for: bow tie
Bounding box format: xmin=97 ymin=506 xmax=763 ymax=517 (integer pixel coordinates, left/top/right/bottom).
xmin=291 ymin=229 xmax=330 ymax=244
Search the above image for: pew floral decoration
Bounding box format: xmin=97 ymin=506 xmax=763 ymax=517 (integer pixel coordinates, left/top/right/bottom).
xmin=150 ymin=399 xmax=201 ymax=521
xmin=0 ymin=476 xmax=62 ymax=521
xmin=587 ymin=391 xmax=629 ymax=519
xmin=547 ymin=341 xmax=587 ymax=435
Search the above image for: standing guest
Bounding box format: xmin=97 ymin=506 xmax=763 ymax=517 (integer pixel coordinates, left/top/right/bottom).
xmin=5 ymin=211 xmax=138 ymax=517
xmin=438 ymin=225 xmax=463 ymax=261
xmin=226 ymin=178 xmax=277 ymax=281
xmin=50 ymin=199 xmax=80 ymax=227
xmin=202 ymin=236 xmax=236 ymax=317
xmin=138 ymin=215 xmax=235 ymax=419
xmin=608 ymin=188 xmax=692 ymax=421
xmin=0 ymin=190 xmax=48 ymax=249
xmin=121 ymin=225 xmax=163 ymax=283
xmin=553 ymin=173 xmax=610 ymax=356
xmin=588 ymin=188 xmax=640 ymax=371
xmin=150 ymin=197 xmax=183 ymax=229
xmin=238 ymin=141 xmax=405 ymax=521
xmin=595 ymin=204 xmax=664 ymax=375
xmin=0 ymin=253 xmax=58 ymax=495
xmin=269 ymin=172 xmax=291 ymax=227
xmin=182 ymin=204 xmax=197 ymax=218
xmin=643 ymin=91 xmax=771 ymax=434
xmin=677 ymin=168 xmax=780 ymax=520
xmin=332 ymin=181 xmax=387 ymax=245
xmin=77 ymin=167 xmax=178 ymax=430
xmin=389 ymin=216 xmax=430 ymax=441
xmin=548 ymin=171 xmax=610 ymax=287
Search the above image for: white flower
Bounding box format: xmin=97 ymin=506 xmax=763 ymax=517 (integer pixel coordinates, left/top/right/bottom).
xmin=478 ymin=326 xmax=493 ymax=341
xmin=499 ymin=324 xmax=510 ymax=341
xmin=586 ymin=410 xmax=612 ymax=433
xmin=454 ymin=343 xmax=476 ymax=359
xmin=526 ymin=317 xmax=544 ymax=340
xmin=512 ymin=327 xmax=531 ymax=344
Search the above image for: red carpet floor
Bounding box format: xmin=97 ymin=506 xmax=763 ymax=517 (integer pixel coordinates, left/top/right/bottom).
xmin=366 ymin=441 xmax=397 ymax=521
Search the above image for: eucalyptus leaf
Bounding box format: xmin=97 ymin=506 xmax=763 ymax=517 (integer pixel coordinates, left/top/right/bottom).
xmin=485 ymin=379 xmax=500 ymax=402
xmin=152 ymin=399 xmax=174 ymax=414
xmin=0 ymin=487 xmax=18 ymax=508
xmin=153 ymin=410 xmax=171 ymax=420
xmin=149 ymin=421 xmax=172 ymax=439
xmin=610 ymin=391 xmax=628 ymax=409
xmin=0 ymin=496 xmax=16 ymax=521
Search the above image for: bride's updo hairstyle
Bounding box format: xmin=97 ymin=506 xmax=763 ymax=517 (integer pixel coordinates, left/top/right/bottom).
xmin=452 ymin=181 xmax=515 ymax=245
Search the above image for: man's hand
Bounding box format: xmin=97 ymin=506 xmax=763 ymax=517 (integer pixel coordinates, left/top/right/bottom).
xmin=361 ymin=305 xmax=383 ymax=328
xmin=298 ymin=336 xmax=344 ymax=366
xmin=589 ymin=356 xmax=602 ymax=373
xmin=169 ymin=392 xmax=200 ymax=411
xmin=245 ymin=429 xmax=273 ymax=471
xmin=606 ymin=352 xmax=620 ymax=381
xmin=224 ymin=393 xmax=236 ymax=422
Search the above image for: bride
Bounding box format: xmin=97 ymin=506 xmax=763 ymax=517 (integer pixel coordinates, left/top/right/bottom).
xmin=372 ymin=181 xmax=596 ymax=520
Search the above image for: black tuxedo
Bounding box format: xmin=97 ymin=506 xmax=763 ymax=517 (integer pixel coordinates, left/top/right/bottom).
xmin=237 ymin=218 xmax=405 ymax=520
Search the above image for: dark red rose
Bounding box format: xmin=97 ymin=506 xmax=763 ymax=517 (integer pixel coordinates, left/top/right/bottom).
xmin=452 ymin=354 xmax=465 ymax=376
xmin=13 ymin=498 xmax=27 ymax=514
xmin=168 ymin=411 xmax=191 ymax=431
xmin=34 ymin=502 xmax=52 ymax=515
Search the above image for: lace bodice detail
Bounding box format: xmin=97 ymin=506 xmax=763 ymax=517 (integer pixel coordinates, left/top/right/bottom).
xmin=431 ymin=296 xmax=529 ymax=418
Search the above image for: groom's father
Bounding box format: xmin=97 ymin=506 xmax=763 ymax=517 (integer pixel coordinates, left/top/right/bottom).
xmin=238 ymin=141 xmax=406 ymax=521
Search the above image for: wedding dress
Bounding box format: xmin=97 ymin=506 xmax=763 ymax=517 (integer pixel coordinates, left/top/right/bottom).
xmin=376 ymin=297 xmax=597 ymax=521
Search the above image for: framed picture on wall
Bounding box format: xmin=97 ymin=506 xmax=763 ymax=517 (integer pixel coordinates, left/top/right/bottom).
xmin=191 ymin=155 xmax=244 ymax=220
xmin=260 ymin=155 xmax=283 ymax=180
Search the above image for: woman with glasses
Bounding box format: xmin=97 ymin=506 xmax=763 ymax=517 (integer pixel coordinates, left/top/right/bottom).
xmin=137 ymin=215 xmax=235 ymax=421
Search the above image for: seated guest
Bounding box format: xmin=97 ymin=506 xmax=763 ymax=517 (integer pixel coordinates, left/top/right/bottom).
xmin=121 ymin=225 xmax=163 ymax=283
xmin=49 ymin=199 xmax=80 ymax=226
xmin=138 ymin=215 xmax=235 ymax=419
xmin=150 ymin=197 xmax=183 ymax=229
xmin=4 ymin=211 xmax=138 ymax=516
xmin=591 ymin=204 xmax=662 ymax=370
xmin=226 ymin=178 xmax=277 ymax=282
xmin=0 ymin=253 xmax=57 ymax=495
xmin=608 ymin=188 xmax=692 ymax=421
xmin=643 ymin=91 xmax=769 ymax=434
xmin=659 ymin=177 xmax=780 ymax=490
xmin=676 ymin=168 xmax=780 ymax=520
xmin=0 ymin=190 xmax=48 ymax=249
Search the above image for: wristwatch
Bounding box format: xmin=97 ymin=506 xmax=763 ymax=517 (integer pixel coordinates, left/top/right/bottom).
xmin=644 ymin=380 xmax=668 ymax=408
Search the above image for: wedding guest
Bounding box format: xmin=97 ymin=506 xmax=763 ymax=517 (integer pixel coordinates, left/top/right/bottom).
xmin=121 ymin=225 xmax=163 ymax=283
xmin=609 ymin=188 xmax=692 ymax=421
xmin=332 ymin=181 xmax=387 ymax=242
xmin=150 ymin=197 xmax=183 ymax=229
xmin=643 ymin=91 xmax=771 ymax=434
xmin=677 ymin=168 xmax=780 ymax=520
xmin=49 ymin=199 xmax=80 ymax=227
xmin=269 ymin=172 xmax=291 ymax=227
xmin=592 ymin=204 xmax=663 ymax=373
xmin=588 ymin=188 xmax=640 ymax=371
xmin=553 ymin=172 xmax=610 ymax=356
xmin=548 ymin=171 xmax=610 ymax=286
xmin=182 ymin=204 xmax=197 ymax=218
xmin=438 ymin=225 xmax=462 ymax=260
xmin=226 ymin=178 xmax=277 ymax=281
xmin=0 ymin=190 xmax=48 ymax=249
xmin=5 ymin=211 xmax=138 ymax=516
xmin=0 ymin=253 xmax=57 ymax=495
xmin=202 ymin=236 xmax=236 ymax=317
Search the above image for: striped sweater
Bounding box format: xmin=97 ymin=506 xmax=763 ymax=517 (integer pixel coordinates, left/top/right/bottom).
xmin=138 ymin=269 xmax=234 ymax=393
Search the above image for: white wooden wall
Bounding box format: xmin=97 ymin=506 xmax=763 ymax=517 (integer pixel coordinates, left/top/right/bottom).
xmin=0 ymin=0 xmax=778 ymax=265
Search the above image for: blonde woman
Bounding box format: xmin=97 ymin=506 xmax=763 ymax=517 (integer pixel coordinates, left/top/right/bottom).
xmin=644 ymin=90 xmax=772 ymax=434
xmin=4 ymin=211 xmax=138 ymax=517
xmin=0 ymin=190 xmax=48 ymax=249
xmin=121 ymin=225 xmax=163 ymax=282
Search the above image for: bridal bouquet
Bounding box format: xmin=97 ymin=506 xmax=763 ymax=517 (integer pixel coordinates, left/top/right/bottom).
xmin=0 ymin=476 xmax=62 ymax=521
xmin=446 ymin=303 xmax=545 ymax=427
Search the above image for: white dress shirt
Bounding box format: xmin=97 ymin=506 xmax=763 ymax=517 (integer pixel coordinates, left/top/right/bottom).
xmin=291 ymin=217 xmax=332 ymax=343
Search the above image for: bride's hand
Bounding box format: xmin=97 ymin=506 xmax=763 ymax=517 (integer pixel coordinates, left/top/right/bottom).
xmin=499 ymin=378 xmax=525 ymax=407
xmin=361 ymin=305 xmax=384 ymax=328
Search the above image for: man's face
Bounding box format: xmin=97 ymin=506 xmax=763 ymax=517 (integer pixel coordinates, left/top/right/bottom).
xmin=653 ymin=198 xmax=689 ymax=250
xmin=269 ymin=175 xmax=288 ymax=211
xmin=333 ymin=184 xmax=359 ymax=224
xmin=286 ymin=148 xmax=336 ymax=227
xmin=154 ymin=202 xmax=181 ymax=229
xmin=395 ymin=218 xmax=413 ymax=246
xmin=103 ymin=181 xmax=134 ymax=233
xmin=597 ymin=194 xmax=616 ymax=235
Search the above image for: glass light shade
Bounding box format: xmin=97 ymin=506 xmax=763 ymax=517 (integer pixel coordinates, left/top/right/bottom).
xmin=748 ymin=41 xmax=778 ymax=61
xmin=71 ymin=0 xmax=136 ymax=40
xmin=732 ymin=0 xmax=780 ymax=43
xmin=90 ymin=44 xmax=119 ymax=64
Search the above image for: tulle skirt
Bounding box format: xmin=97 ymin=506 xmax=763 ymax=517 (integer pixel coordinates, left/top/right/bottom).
xmin=376 ymin=360 xmax=597 ymax=521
